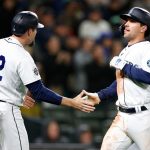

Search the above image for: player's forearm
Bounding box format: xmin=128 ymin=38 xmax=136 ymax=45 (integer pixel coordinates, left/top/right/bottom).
xmin=26 ymin=80 xmax=62 ymax=105
xmin=123 ymin=64 xmax=150 ymax=84
xmin=97 ymin=80 xmax=117 ymax=101
xmin=61 ymin=97 xmax=73 ymax=107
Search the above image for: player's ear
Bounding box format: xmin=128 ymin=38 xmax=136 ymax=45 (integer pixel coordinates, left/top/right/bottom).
xmin=141 ymin=25 xmax=147 ymax=33
xmin=27 ymin=28 xmax=33 ymax=36
xmin=26 ymin=29 xmax=30 ymax=36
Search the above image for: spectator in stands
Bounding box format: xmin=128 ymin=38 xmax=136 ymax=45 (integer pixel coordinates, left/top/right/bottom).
xmin=96 ymin=32 xmax=113 ymax=63
xmin=0 ymin=0 xmax=19 ymax=38
xmin=85 ymin=44 xmax=115 ymax=92
xmin=54 ymin=22 xmax=73 ymax=49
xmin=73 ymin=38 xmax=94 ymax=92
xmin=42 ymin=35 xmax=73 ymax=95
xmin=78 ymin=7 xmax=112 ymax=40
xmin=36 ymin=6 xmax=55 ymax=53
xmin=77 ymin=124 xmax=96 ymax=149
xmin=105 ymin=0 xmax=131 ymax=20
xmin=111 ymin=39 xmax=124 ymax=57
xmin=57 ymin=0 xmax=85 ymax=35
xmin=64 ymin=35 xmax=80 ymax=55
xmin=131 ymin=0 xmax=150 ymax=10
xmin=35 ymin=120 xmax=69 ymax=143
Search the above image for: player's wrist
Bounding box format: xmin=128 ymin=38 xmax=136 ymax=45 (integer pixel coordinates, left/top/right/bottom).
xmin=94 ymin=93 xmax=101 ymax=104
xmin=61 ymin=97 xmax=72 ymax=107
xmin=84 ymin=92 xmax=100 ymax=105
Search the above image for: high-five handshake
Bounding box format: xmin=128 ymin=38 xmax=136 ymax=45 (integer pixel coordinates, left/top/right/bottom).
xmin=23 ymin=55 xmax=124 ymax=113
xmin=82 ymin=91 xmax=100 ymax=106
xmin=3 ymin=7 xmax=150 ymax=150
xmin=23 ymin=90 xmax=99 ymax=113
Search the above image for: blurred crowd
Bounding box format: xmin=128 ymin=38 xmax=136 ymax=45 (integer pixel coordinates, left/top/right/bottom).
xmin=1 ymin=0 xmax=150 ymax=149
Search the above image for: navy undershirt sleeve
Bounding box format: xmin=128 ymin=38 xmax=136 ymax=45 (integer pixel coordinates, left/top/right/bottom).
xmin=26 ymin=80 xmax=62 ymax=105
xmin=97 ymin=81 xmax=117 ymax=101
xmin=97 ymin=63 xmax=150 ymax=101
xmin=122 ymin=64 xmax=150 ymax=84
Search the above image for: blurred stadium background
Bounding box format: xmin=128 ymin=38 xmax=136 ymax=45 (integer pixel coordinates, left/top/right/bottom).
xmin=0 ymin=0 xmax=150 ymax=149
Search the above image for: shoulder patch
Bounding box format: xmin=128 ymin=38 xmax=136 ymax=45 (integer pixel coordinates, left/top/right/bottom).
xmin=33 ymin=68 xmax=39 ymax=75
xmin=147 ymin=60 xmax=150 ymax=67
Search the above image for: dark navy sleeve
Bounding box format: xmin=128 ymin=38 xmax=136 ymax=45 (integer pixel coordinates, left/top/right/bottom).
xmin=26 ymin=80 xmax=62 ymax=105
xmin=97 ymin=81 xmax=117 ymax=101
xmin=122 ymin=64 xmax=150 ymax=84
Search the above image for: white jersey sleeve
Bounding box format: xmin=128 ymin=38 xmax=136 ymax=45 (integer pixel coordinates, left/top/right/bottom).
xmin=141 ymin=42 xmax=150 ymax=73
xmin=0 ymin=37 xmax=41 ymax=106
xmin=18 ymin=52 xmax=41 ymax=85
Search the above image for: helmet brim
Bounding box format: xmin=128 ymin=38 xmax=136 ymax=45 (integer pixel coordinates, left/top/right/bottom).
xmin=120 ymin=14 xmax=143 ymax=24
xmin=37 ymin=23 xmax=44 ymax=28
xmin=120 ymin=14 xmax=133 ymax=21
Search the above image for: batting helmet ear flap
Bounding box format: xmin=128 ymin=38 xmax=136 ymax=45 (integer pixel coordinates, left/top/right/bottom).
xmin=119 ymin=23 xmax=125 ymax=35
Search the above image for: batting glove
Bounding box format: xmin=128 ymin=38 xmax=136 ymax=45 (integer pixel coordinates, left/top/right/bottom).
xmin=110 ymin=56 xmax=127 ymax=70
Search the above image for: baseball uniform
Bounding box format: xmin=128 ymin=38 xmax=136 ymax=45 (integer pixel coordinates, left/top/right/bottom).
xmin=0 ymin=37 xmax=41 ymax=150
xmin=101 ymin=41 xmax=150 ymax=150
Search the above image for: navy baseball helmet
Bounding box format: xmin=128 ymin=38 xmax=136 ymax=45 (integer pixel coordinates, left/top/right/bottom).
xmin=120 ymin=7 xmax=150 ymax=28
xmin=12 ymin=11 xmax=44 ymax=36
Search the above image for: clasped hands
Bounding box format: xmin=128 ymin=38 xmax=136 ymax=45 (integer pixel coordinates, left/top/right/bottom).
xmin=78 ymin=56 xmax=127 ymax=112
xmin=76 ymin=90 xmax=100 ymax=113
xmin=22 ymin=56 xmax=127 ymax=113
xmin=22 ymin=90 xmax=99 ymax=113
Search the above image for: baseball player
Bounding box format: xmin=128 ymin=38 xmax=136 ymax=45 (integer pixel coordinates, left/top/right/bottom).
xmin=83 ymin=7 xmax=150 ymax=150
xmin=0 ymin=11 xmax=95 ymax=150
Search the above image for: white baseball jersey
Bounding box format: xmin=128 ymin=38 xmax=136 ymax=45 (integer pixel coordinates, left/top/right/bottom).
xmin=116 ymin=41 xmax=150 ymax=107
xmin=0 ymin=37 xmax=41 ymax=106
xmin=101 ymin=41 xmax=150 ymax=150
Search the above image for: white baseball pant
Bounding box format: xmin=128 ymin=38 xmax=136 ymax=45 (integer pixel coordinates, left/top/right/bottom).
xmin=0 ymin=102 xmax=29 ymax=150
xmin=100 ymin=110 xmax=150 ymax=150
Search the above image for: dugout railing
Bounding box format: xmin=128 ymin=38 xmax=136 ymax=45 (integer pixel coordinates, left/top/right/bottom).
xmin=30 ymin=143 xmax=98 ymax=150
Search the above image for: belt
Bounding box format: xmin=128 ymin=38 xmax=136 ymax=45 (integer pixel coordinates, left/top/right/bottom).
xmin=0 ymin=100 xmax=18 ymax=107
xmin=118 ymin=106 xmax=147 ymax=114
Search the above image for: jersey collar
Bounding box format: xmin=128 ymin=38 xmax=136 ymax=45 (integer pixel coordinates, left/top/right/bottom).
xmin=127 ymin=40 xmax=147 ymax=47
xmin=5 ymin=36 xmax=23 ymax=48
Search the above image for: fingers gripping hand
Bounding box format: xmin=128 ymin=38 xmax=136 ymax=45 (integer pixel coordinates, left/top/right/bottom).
xmin=82 ymin=90 xmax=100 ymax=105
xmin=73 ymin=91 xmax=95 ymax=113
xmin=23 ymin=95 xmax=35 ymax=109
xmin=110 ymin=56 xmax=126 ymax=70
xmin=81 ymin=102 xmax=96 ymax=113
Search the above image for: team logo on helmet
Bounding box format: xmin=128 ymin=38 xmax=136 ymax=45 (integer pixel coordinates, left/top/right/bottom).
xmin=147 ymin=60 xmax=150 ymax=67
xmin=33 ymin=68 xmax=39 ymax=75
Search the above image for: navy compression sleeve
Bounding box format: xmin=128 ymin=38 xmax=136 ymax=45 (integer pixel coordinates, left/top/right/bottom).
xmin=26 ymin=80 xmax=62 ymax=105
xmin=123 ymin=64 xmax=150 ymax=84
xmin=97 ymin=81 xmax=117 ymax=101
